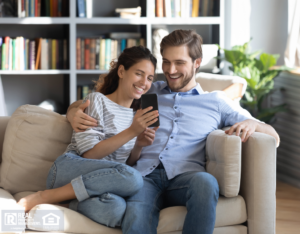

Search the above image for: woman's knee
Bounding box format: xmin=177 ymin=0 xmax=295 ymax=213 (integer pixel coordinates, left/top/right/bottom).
xmin=116 ymin=164 xmax=144 ymax=195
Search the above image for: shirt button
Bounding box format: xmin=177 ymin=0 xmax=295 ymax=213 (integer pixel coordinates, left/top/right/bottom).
xmin=160 ymin=157 xmax=163 ymax=159
xmin=174 ymin=119 xmax=178 ymax=122
xmin=170 ymin=136 xmax=174 ymax=139
xmin=174 ymin=106 xmax=178 ymax=109
xmin=165 ymin=148 xmax=168 ymax=150
xmin=178 ymin=93 xmax=181 ymax=96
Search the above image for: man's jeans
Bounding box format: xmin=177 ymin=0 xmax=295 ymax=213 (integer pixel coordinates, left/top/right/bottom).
xmin=46 ymin=151 xmax=143 ymax=227
xmin=122 ymin=163 xmax=219 ymax=234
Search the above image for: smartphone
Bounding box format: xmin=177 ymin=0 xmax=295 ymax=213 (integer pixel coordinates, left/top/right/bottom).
xmin=141 ymin=93 xmax=160 ymax=127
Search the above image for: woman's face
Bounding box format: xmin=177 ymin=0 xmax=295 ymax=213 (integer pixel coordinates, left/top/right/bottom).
xmin=119 ymin=59 xmax=155 ymax=100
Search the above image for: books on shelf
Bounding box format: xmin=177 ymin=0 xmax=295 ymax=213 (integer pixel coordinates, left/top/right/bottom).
xmin=76 ymin=33 xmax=145 ymax=70
xmin=0 ymin=0 xmax=69 ymax=17
xmin=115 ymin=7 xmax=141 ymax=18
xmin=77 ymin=0 xmax=93 ymax=18
xmin=154 ymin=0 xmax=219 ymax=18
xmin=0 ymin=36 xmax=68 ymax=70
xmin=77 ymin=84 xmax=95 ymax=100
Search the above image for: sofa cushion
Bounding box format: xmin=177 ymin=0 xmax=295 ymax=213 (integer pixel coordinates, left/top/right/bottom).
xmin=22 ymin=193 xmax=246 ymax=234
xmin=0 ymin=105 xmax=73 ymax=194
xmin=206 ymin=130 xmax=242 ymax=197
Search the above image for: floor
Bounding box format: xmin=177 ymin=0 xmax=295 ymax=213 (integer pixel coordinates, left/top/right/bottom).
xmin=276 ymin=181 xmax=300 ymax=234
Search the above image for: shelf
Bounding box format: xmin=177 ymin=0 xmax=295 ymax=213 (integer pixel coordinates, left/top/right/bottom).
xmin=0 ymin=70 xmax=70 ymax=75
xmin=76 ymin=70 xmax=108 ymax=74
xmin=74 ymin=17 xmax=221 ymax=25
xmin=0 ymin=17 xmax=71 ymax=24
xmin=149 ymin=17 xmax=222 ymax=25
xmin=75 ymin=17 xmax=149 ymax=25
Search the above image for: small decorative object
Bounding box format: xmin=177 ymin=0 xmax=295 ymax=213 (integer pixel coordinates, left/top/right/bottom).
xmin=217 ymin=39 xmax=292 ymax=123
xmin=152 ymin=28 xmax=169 ymax=72
xmin=115 ymin=6 xmax=141 ymax=18
xmin=0 ymin=0 xmax=17 ymax=17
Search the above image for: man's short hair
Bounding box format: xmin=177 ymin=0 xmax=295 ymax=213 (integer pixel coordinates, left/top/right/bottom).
xmin=160 ymin=30 xmax=203 ymax=73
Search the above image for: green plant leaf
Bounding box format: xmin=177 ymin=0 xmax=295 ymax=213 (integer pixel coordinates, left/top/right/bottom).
xmin=257 ymin=70 xmax=278 ymax=89
xmin=256 ymin=104 xmax=287 ymax=123
xmin=259 ymin=53 xmax=279 ymax=72
xmin=223 ymin=50 xmax=246 ymax=67
xmin=248 ymin=50 xmax=261 ymax=60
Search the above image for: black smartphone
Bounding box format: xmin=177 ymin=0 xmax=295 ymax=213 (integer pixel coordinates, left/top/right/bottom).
xmin=141 ymin=93 xmax=160 ymax=127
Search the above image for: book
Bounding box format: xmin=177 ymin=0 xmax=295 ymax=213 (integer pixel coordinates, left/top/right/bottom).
xmin=41 ymin=39 xmax=48 ymax=69
xmin=76 ymin=38 xmax=81 ymax=69
xmin=80 ymin=38 xmax=84 ymax=69
xmin=121 ymin=39 xmax=126 ymax=52
xmin=174 ymin=0 xmax=180 ymax=17
xmin=9 ymin=38 xmax=12 ymax=70
xmin=1 ymin=43 xmax=5 ymax=70
xmin=90 ymin=38 xmax=95 ymax=69
xmin=4 ymin=37 xmax=10 ymax=70
xmin=25 ymin=39 xmax=29 ymax=70
xmin=156 ymin=0 xmax=164 ymax=17
xmin=58 ymin=0 xmax=62 ymax=16
xmin=0 ymin=38 xmax=2 ymax=70
xmin=63 ymin=39 xmax=67 ymax=69
xmin=84 ymin=38 xmax=90 ymax=69
xmin=147 ymin=0 xmax=155 ymax=17
xmin=29 ymin=40 xmax=35 ymax=70
xmin=35 ymin=38 xmax=42 ymax=70
xmin=100 ymin=38 xmax=105 ymax=70
xmin=35 ymin=0 xmax=38 ymax=17
xmin=77 ymin=0 xmax=86 ymax=18
xmin=48 ymin=39 xmax=52 ymax=69
xmin=164 ymin=0 xmax=171 ymax=18
xmin=86 ymin=0 xmax=93 ymax=18
xmin=105 ymin=39 xmax=111 ymax=70
xmin=95 ymin=38 xmax=100 ymax=70
xmin=192 ymin=0 xmax=199 ymax=17
xmin=52 ymin=39 xmax=56 ymax=69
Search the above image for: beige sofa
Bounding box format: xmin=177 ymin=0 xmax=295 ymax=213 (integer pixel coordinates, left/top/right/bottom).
xmin=0 ymin=74 xmax=276 ymax=234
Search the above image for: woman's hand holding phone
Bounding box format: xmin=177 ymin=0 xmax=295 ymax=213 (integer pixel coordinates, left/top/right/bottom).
xmin=129 ymin=106 xmax=159 ymax=136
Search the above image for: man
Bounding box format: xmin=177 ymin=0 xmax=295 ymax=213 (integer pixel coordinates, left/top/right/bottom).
xmin=67 ymin=30 xmax=279 ymax=234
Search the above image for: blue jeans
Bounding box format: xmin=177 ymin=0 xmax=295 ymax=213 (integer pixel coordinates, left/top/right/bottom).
xmin=122 ymin=163 xmax=219 ymax=234
xmin=46 ymin=151 xmax=143 ymax=227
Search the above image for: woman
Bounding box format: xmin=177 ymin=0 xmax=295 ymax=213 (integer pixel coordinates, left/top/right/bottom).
xmin=17 ymin=46 xmax=158 ymax=227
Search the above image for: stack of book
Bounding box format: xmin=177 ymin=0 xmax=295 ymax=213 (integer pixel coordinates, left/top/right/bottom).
xmin=0 ymin=37 xmax=68 ymax=70
xmin=150 ymin=0 xmax=219 ymax=18
xmin=0 ymin=0 xmax=69 ymax=17
xmin=76 ymin=32 xmax=145 ymax=70
xmin=77 ymin=84 xmax=95 ymax=100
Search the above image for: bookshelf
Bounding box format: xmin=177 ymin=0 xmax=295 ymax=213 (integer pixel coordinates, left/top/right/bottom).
xmin=0 ymin=0 xmax=224 ymax=115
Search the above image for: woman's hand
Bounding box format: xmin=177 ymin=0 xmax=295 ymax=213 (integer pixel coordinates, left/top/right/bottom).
xmin=67 ymin=100 xmax=98 ymax=132
xmin=136 ymin=127 xmax=159 ymax=147
xmin=129 ymin=107 xmax=159 ymax=136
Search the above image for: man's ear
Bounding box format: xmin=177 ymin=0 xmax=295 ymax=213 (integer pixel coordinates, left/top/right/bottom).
xmin=195 ymin=58 xmax=202 ymax=69
xmin=118 ymin=65 xmax=125 ymax=79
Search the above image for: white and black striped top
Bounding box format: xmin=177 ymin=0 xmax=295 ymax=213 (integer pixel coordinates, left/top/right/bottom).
xmin=65 ymin=92 xmax=136 ymax=164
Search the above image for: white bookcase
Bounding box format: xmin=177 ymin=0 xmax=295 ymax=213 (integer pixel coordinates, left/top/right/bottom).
xmin=0 ymin=0 xmax=224 ymax=115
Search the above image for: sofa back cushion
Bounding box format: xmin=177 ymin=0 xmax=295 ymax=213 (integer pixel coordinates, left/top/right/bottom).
xmin=0 ymin=105 xmax=73 ymax=194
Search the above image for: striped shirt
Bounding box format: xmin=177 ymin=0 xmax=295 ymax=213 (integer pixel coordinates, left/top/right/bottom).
xmin=65 ymin=92 xmax=136 ymax=164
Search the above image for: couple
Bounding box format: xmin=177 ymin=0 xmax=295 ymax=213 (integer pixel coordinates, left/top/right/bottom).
xmin=18 ymin=30 xmax=279 ymax=234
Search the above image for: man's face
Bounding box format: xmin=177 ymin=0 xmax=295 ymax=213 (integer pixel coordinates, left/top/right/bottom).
xmin=162 ymin=45 xmax=201 ymax=92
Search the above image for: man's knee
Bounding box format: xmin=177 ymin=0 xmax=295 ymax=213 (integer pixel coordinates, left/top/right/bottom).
xmin=189 ymin=172 xmax=219 ymax=198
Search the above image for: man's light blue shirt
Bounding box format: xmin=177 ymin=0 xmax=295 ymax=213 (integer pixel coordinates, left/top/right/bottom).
xmin=133 ymin=81 xmax=255 ymax=180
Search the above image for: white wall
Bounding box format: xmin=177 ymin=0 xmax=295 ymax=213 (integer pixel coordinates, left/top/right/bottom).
xmin=225 ymin=0 xmax=288 ymax=65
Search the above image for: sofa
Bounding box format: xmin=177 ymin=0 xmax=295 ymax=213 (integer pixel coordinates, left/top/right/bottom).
xmin=0 ymin=73 xmax=276 ymax=234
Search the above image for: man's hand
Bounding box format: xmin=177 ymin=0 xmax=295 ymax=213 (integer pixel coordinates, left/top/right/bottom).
xmin=67 ymin=100 xmax=98 ymax=132
xmin=225 ymin=119 xmax=258 ymax=143
xmin=136 ymin=127 xmax=159 ymax=147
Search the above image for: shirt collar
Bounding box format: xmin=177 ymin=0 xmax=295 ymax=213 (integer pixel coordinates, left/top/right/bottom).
xmin=160 ymin=82 xmax=205 ymax=95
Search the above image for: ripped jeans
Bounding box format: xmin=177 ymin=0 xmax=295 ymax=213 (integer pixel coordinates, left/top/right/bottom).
xmin=46 ymin=151 xmax=143 ymax=227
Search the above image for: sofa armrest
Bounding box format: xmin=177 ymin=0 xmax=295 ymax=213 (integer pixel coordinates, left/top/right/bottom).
xmin=240 ymin=132 xmax=276 ymax=234
xmin=206 ymin=130 xmax=242 ymax=197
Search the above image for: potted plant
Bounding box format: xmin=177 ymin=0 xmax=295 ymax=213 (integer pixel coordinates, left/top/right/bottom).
xmin=217 ymin=40 xmax=292 ymax=123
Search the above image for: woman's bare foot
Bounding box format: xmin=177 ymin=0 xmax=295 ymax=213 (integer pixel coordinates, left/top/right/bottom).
xmin=17 ymin=191 xmax=49 ymax=212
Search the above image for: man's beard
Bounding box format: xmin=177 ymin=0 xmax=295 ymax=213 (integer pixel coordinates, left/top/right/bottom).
xmin=166 ymin=65 xmax=195 ymax=92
